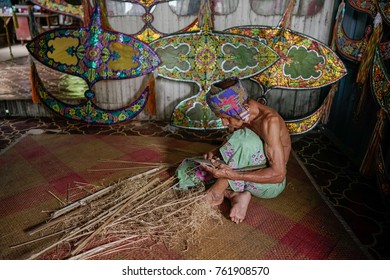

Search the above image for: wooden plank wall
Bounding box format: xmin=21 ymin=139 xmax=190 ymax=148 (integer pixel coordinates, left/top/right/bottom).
xmin=99 ymin=0 xmax=336 ymax=121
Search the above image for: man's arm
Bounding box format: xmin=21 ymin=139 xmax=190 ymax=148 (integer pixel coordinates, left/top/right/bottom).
xmin=237 ymin=116 xmax=286 ymax=183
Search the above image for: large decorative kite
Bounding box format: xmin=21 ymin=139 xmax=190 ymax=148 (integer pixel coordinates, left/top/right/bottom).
xmin=26 ymin=6 xmax=161 ymax=124
xmin=149 ymin=0 xmax=279 ymax=129
xmin=226 ymin=25 xmax=347 ymax=93
xmin=331 ymin=1 xmax=390 ymax=177
xmin=150 ymin=30 xmax=279 ymax=129
xmin=335 ymin=0 xmax=390 ymax=62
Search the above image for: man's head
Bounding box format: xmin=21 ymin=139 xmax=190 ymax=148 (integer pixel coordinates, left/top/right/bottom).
xmin=206 ymin=77 xmax=250 ymax=127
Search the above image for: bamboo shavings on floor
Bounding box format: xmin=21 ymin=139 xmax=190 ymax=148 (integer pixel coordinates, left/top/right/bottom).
xmin=21 ymin=167 xmax=223 ymax=260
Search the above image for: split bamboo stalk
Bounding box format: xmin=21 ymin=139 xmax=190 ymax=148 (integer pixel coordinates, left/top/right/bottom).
xmin=49 ymin=167 xmax=162 ymax=219
xmin=88 ymin=167 xmax=158 ymax=172
xmin=28 ymin=206 xmax=86 ymax=235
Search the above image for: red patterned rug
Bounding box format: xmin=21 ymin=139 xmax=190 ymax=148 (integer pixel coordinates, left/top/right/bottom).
xmin=0 ymin=133 xmax=368 ymax=259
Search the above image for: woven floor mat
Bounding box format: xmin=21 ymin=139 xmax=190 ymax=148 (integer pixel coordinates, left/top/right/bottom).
xmin=0 ymin=134 xmax=368 ymax=259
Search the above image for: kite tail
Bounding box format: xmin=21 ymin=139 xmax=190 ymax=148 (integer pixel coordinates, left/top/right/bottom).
xmin=83 ymin=0 xmax=94 ymax=27
xmin=278 ymin=0 xmax=297 ymax=28
xmin=145 ymin=72 xmax=157 ymax=116
xmin=355 ymin=13 xmax=383 ymax=116
xmin=360 ymin=109 xmax=385 ymax=177
xmin=29 ymin=59 xmax=40 ymax=104
xmin=356 ymin=13 xmax=383 ymax=85
xmin=198 ymin=0 xmax=214 ymax=32
xmin=330 ymin=1 xmax=345 ymax=51
xmin=96 ymin=0 xmax=113 ymax=31
xmin=321 ymin=83 xmax=338 ymax=125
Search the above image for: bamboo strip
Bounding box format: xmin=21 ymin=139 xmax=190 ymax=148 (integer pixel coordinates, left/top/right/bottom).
xmin=28 ymin=204 xmax=94 ymax=236
xmin=47 ymin=191 xmax=66 ymax=206
xmin=115 ymin=195 xmax=203 ymax=228
xmin=10 ymin=229 xmax=73 ymax=249
xmin=88 ymin=167 xmax=158 ymax=172
xmin=27 ymin=230 xmax=86 ymax=259
xmin=88 ymin=238 xmax=151 ymax=260
xmin=68 ymin=235 xmax=147 ymax=260
xmin=28 ymin=215 xmax=74 ymax=236
xmin=98 ymin=159 xmax=171 ymax=166
xmin=49 ymin=167 xmax=162 ymax=220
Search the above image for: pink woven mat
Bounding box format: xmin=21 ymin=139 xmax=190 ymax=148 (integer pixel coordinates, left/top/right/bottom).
xmin=0 ymin=134 xmax=368 ymax=259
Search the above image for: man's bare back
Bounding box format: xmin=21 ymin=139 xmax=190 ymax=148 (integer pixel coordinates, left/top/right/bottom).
xmin=245 ymin=99 xmax=291 ymax=165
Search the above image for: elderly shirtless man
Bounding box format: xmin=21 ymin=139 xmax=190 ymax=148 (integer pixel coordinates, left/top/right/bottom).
xmin=175 ymin=77 xmax=291 ymax=224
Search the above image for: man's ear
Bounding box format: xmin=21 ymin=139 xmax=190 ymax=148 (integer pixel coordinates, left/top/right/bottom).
xmin=241 ymin=105 xmax=250 ymax=122
xmin=258 ymin=97 xmax=267 ymax=105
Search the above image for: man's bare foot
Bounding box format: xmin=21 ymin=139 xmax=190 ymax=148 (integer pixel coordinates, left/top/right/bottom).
xmin=224 ymin=190 xmax=251 ymax=224
xmin=205 ymin=190 xmax=224 ymax=206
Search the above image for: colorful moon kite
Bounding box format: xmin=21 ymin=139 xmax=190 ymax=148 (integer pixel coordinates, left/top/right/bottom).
xmin=334 ymin=2 xmax=390 ymax=62
xmin=376 ymin=145 xmax=390 ymax=201
xmin=27 ymin=7 xmax=160 ymax=87
xmin=226 ymin=26 xmax=347 ymax=93
xmin=149 ymin=29 xmax=279 ymax=129
xmin=26 ymin=6 xmax=161 ymax=124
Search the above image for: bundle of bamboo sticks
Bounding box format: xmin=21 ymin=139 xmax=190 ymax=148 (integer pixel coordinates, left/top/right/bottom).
xmin=17 ymin=166 xmax=222 ymax=260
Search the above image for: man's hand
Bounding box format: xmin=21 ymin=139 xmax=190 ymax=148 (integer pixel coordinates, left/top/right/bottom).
xmin=200 ymin=159 xmax=237 ymax=180
xmin=203 ymin=146 xmax=224 ymax=161
xmin=203 ymin=151 xmax=215 ymax=160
